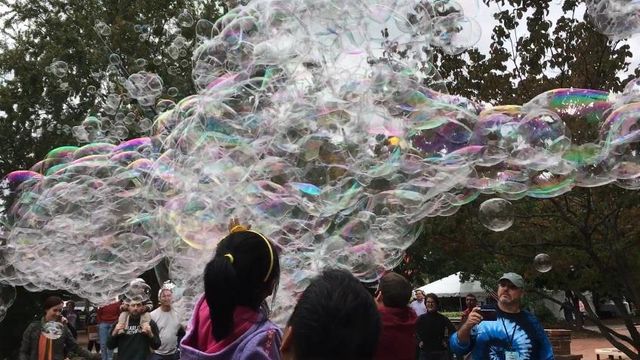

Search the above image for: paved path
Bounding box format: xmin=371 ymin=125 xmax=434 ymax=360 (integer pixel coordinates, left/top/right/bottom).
xmin=571 ymin=324 xmax=639 ymax=359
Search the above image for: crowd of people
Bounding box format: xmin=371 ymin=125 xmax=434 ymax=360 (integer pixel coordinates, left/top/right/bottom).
xmin=18 ymin=221 xmax=555 ymax=360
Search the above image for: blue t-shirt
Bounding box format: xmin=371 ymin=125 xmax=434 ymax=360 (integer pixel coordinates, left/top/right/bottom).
xmin=450 ymin=309 xmax=554 ymax=360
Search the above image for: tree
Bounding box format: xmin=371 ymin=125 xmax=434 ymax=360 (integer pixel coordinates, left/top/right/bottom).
xmin=397 ymin=0 xmax=640 ymax=357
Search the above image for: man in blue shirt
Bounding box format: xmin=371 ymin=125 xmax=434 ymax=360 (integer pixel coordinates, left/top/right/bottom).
xmin=449 ymin=273 xmax=554 ymax=360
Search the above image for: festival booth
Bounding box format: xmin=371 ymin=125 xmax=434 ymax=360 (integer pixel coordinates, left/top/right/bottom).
xmin=417 ymin=272 xmax=490 ymax=312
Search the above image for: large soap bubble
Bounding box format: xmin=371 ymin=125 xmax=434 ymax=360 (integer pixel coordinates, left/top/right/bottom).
xmin=479 ymin=198 xmax=514 ymax=232
xmin=534 ymin=253 xmax=552 ymax=273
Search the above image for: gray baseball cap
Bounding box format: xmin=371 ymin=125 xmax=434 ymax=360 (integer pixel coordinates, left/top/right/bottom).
xmin=499 ymin=272 xmax=524 ymax=288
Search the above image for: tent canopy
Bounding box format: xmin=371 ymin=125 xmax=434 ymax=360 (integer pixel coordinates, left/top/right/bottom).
xmin=417 ymin=272 xmax=487 ymax=298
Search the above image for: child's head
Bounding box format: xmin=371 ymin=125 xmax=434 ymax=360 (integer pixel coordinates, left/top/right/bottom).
xmin=282 ymin=269 xmax=381 ymax=360
xmin=377 ymin=271 xmax=412 ymax=308
xmin=204 ymin=228 xmax=280 ymax=341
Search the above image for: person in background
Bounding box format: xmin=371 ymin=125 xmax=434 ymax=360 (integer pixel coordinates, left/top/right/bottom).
xmin=97 ymin=298 xmax=121 ymax=360
xmin=107 ymin=300 xmax=161 ymax=360
xmin=280 ymin=269 xmax=381 ymax=360
xmin=410 ymin=290 xmax=428 ymax=317
xmin=87 ymin=307 xmax=100 ymax=354
xmin=449 ymin=273 xmax=554 ymax=360
xmin=460 ymin=294 xmax=477 ymax=325
xmin=416 ymin=293 xmax=456 ymax=360
xmin=63 ymin=300 xmax=78 ymax=338
xmin=374 ymin=272 xmax=417 ymax=360
xmin=19 ymin=295 xmax=99 ymax=360
xmin=150 ymin=284 xmax=184 ymax=360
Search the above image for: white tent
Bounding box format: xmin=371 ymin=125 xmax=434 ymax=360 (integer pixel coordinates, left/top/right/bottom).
xmin=417 ymin=272 xmax=487 ymax=298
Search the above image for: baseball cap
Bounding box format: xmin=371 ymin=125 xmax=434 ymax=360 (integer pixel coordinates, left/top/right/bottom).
xmin=499 ymin=272 xmax=524 ymax=288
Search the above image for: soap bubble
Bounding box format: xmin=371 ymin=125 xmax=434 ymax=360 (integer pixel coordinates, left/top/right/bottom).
xmin=479 ymin=198 xmax=514 ymax=232
xmin=534 ymin=253 xmax=552 ymax=273
xmin=586 ymin=0 xmax=640 ymax=40
xmin=94 ymin=21 xmax=111 ymax=36
xmin=177 ymin=11 xmax=195 ymax=27
xmin=50 ymin=61 xmax=68 ymax=78
xmin=42 ymin=321 xmax=65 ymax=339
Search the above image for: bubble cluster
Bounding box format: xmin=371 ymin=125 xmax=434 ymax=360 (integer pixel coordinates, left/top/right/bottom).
xmin=534 ymin=253 xmax=552 ymax=273
xmin=1 ymin=0 xmax=640 ymax=321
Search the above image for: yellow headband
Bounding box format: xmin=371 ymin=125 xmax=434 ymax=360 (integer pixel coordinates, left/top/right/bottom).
xmin=229 ymin=225 xmax=275 ymax=283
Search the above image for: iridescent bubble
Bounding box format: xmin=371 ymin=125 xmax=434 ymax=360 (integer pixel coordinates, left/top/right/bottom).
xmin=42 ymin=321 xmax=65 ymax=339
xmin=478 ymin=198 xmax=514 ymax=232
xmin=534 ymin=253 xmax=552 ymax=273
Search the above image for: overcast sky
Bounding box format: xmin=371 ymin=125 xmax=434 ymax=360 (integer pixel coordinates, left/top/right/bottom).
xmin=462 ymin=0 xmax=640 ymax=78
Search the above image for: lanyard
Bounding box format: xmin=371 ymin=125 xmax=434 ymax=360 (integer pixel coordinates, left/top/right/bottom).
xmin=501 ymin=318 xmax=518 ymax=350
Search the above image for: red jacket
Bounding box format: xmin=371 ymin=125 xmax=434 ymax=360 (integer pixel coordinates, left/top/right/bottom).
xmin=97 ymin=301 xmax=121 ymax=323
xmin=374 ymin=305 xmax=417 ymax=360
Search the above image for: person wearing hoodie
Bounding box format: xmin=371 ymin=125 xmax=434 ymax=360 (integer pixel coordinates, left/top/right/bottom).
xmin=180 ymin=219 xmax=282 ymax=360
xmin=416 ymin=293 xmax=456 ymax=360
xmin=373 ymin=272 xmax=417 ymax=360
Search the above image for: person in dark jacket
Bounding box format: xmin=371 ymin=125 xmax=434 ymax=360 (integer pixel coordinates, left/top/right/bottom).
xmin=19 ymin=295 xmax=99 ymax=360
xmin=374 ymin=272 xmax=417 ymax=360
xmin=107 ymin=300 xmax=161 ymax=360
xmin=416 ymin=293 xmax=456 ymax=360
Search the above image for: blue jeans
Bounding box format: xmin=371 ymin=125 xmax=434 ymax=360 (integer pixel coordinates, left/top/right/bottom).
xmin=98 ymin=322 xmax=114 ymax=360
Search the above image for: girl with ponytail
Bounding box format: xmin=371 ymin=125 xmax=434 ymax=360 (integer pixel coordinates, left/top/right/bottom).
xmin=180 ymin=219 xmax=282 ymax=360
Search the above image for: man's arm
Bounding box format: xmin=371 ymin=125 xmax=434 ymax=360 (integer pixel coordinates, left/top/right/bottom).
xmin=449 ymin=307 xmax=482 ymax=356
xmin=148 ymin=320 xmax=162 ymax=349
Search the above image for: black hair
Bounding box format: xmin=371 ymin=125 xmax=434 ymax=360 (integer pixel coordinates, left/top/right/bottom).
xmin=425 ymin=293 xmax=440 ymax=307
xmin=288 ymin=269 xmax=381 ymax=360
xmin=43 ymin=296 xmax=63 ymax=311
xmin=465 ymin=293 xmax=477 ymax=299
xmin=378 ymin=272 xmax=412 ymax=308
xmin=204 ymin=230 xmax=280 ymax=341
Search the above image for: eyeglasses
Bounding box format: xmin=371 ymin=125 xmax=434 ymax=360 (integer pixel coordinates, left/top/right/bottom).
xmin=425 ymin=301 xmax=436 ymax=304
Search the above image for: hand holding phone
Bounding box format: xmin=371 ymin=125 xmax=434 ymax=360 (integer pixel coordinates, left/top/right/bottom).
xmin=479 ymin=306 xmax=497 ymax=321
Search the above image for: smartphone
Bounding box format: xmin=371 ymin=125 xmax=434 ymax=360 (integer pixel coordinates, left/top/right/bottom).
xmin=479 ymin=306 xmax=497 ymax=321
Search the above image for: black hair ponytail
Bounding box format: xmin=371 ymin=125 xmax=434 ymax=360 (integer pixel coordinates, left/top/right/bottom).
xmin=203 ymin=230 xmax=280 ymax=341
xmin=204 ymin=253 xmax=238 ymax=340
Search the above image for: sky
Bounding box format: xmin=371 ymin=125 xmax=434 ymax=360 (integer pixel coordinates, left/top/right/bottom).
xmin=461 ymin=0 xmax=640 ymax=78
